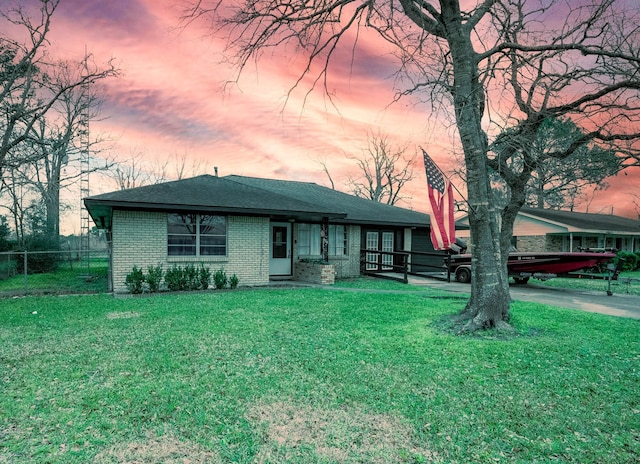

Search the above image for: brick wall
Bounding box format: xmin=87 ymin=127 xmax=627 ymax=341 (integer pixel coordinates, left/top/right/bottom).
xmin=291 ymin=223 xmax=362 ymax=279
xmin=514 ymin=235 xmax=547 ymax=252
xmin=111 ymin=210 xmax=270 ymax=293
xmin=329 ymin=225 xmax=361 ymax=279
xmin=227 ymin=216 xmax=270 ymax=286
xmin=545 ymin=235 xmax=563 ymax=252
xmin=112 ymin=210 xmax=166 ymax=292
xmin=294 ymin=262 xmax=335 ymax=285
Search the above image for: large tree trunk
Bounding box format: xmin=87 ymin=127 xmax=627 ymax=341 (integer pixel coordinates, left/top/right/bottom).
xmin=43 ymin=170 xmax=61 ymax=247
xmin=442 ymin=1 xmax=511 ymax=332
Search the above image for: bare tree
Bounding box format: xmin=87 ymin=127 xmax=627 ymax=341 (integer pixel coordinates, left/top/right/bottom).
xmin=348 ymin=133 xmax=416 ymax=205
xmin=172 ymin=152 xmax=209 ymax=180
xmin=0 ymin=166 xmax=33 ymax=245
xmin=631 ymin=191 xmax=640 ymax=218
xmin=1 ymin=0 xmax=118 ymax=246
xmin=183 ymin=0 xmax=640 ymax=332
xmin=107 ymin=151 xmax=210 ymax=191
xmin=0 ymin=0 xmax=118 ymax=178
xmin=480 ymin=117 xmax=622 ymax=211
xmin=315 ymin=157 xmax=336 ymax=190
xmin=13 ymin=59 xmax=115 ymax=243
xmin=109 ymin=151 xmax=153 ymax=191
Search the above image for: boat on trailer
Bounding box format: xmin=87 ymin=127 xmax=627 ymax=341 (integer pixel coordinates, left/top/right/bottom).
xmin=448 ymin=249 xmax=617 ymax=284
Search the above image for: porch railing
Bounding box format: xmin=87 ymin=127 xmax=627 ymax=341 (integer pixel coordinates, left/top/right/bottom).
xmin=360 ymin=249 xmax=451 ymax=283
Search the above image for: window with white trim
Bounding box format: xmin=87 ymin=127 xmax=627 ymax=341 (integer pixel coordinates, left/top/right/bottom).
xmin=381 ymin=231 xmax=394 ymax=269
xmin=167 ymin=213 xmax=227 ymax=256
xmin=366 ymin=231 xmax=379 ymax=270
xmin=298 ymin=223 xmax=348 ymax=256
xmin=298 ymin=223 xmax=321 ymax=255
xmin=328 ymin=225 xmax=347 ymax=256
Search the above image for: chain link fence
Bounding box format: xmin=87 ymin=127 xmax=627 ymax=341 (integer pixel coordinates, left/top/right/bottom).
xmin=0 ymin=249 xmax=109 ymax=297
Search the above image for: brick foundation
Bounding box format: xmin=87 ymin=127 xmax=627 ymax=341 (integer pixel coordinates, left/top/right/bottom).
xmin=294 ymin=261 xmax=335 ymax=285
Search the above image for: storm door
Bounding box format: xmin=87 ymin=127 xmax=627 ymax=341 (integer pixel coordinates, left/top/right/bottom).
xmin=269 ymin=222 xmax=292 ymax=276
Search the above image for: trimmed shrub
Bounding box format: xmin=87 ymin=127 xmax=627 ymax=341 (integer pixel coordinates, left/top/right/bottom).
xmin=146 ymin=265 xmax=163 ymax=292
xmin=213 ymin=268 xmax=227 ymax=289
xmin=125 ymin=266 xmax=145 ymax=294
xmin=164 ymin=264 xmax=213 ymax=291
xmin=165 ymin=264 xmax=187 ymax=291
xmin=229 ymin=274 xmax=239 ymax=289
xmin=184 ymin=264 xmax=199 ymax=290
xmin=198 ymin=264 xmax=211 ymax=290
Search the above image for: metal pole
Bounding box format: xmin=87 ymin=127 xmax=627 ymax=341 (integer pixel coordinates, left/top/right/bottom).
xmin=23 ymin=251 xmax=27 ymax=294
xmin=403 ymin=254 xmax=408 ymax=284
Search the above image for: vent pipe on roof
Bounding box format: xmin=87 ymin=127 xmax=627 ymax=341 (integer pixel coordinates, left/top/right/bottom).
xmin=214 ymin=166 xmax=218 ymax=177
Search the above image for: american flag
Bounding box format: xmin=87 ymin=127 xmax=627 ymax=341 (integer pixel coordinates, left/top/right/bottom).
xmin=423 ymin=149 xmax=455 ymax=250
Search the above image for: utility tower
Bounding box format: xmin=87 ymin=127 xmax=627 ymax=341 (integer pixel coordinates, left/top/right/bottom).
xmin=79 ymin=54 xmax=91 ymax=278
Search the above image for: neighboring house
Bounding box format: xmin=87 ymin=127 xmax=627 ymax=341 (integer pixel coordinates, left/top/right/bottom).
xmin=84 ymin=174 xmax=434 ymax=292
xmin=456 ymin=207 xmax=640 ymax=253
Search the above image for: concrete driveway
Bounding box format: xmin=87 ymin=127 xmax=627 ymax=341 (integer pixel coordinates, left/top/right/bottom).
xmin=407 ymin=276 xmax=640 ymax=320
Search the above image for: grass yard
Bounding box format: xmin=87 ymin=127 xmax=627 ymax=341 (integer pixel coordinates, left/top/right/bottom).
xmin=538 ymin=270 xmax=640 ymax=296
xmin=1 ymin=287 xmax=638 ymax=463
xmin=0 ymin=259 xmax=109 ymax=296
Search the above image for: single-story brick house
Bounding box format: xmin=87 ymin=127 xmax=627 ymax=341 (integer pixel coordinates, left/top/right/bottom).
xmin=455 ymin=206 xmax=640 ymax=252
xmin=84 ymin=174 xmax=434 ymax=292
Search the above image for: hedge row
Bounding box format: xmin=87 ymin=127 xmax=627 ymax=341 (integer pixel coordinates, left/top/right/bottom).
xmin=125 ymin=264 xmax=239 ymax=294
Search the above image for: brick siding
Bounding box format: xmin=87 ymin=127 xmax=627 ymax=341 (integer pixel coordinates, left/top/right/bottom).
xmin=291 ymin=224 xmax=362 ymax=279
xmin=545 ymin=235 xmax=564 ymax=252
xmin=328 ymin=225 xmax=361 ymax=279
xmin=112 ymin=210 xmax=166 ymax=292
xmin=513 ymin=235 xmax=547 ymax=252
xmin=111 ymin=210 xmax=270 ymax=293
xmin=293 ymin=262 xmax=336 ymax=285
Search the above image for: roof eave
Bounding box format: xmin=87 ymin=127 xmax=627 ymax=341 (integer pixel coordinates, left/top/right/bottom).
xmin=83 ymin=199 xmax=349 ymax=229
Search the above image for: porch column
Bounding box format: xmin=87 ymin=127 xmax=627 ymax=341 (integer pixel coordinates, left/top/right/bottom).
xmin=321 ymin=218 xmax=329 ymax=262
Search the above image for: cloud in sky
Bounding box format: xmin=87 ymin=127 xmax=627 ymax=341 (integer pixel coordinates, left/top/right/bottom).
xmin=12 ymin=0 xmax=639 ymax=231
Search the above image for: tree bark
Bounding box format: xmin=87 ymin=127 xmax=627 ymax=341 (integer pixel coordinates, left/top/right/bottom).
xmin=440 ymin=0 xmax=511 ymax=332
xmin=44 ymin=179 xmax=60 ymax=243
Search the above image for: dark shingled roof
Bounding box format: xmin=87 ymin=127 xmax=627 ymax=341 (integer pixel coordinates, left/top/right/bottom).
xmin=84 ymin=174 xmax=431 ymax=229
xmin=520 ymin=207 xmax=640 ymax=234
xmin=226 ymin=175 xmax=430 ymax=226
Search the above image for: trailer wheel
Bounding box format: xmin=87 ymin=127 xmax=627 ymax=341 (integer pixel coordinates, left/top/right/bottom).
xmin=455 ymin=266 xmax=471 ymax=284
xmin=514 ymin=277 xmax=530 ymax=285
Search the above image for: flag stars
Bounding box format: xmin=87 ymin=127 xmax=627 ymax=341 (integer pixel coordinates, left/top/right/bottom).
xmin=423 ymin=152 xmax=445 ymax=193
xmin=423 ymin=149 xmax=455 ymax=250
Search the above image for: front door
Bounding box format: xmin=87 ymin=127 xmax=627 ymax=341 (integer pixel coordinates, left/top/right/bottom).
xmin=365 ymin=230 xmax=395 ymax=271
xmin=381 ymin=231 xmax=394 ymax=270
xmin=270 ymin=222 xmax=292 ymax=276
xmin=365 ymin=231 xmax=379 ymax=271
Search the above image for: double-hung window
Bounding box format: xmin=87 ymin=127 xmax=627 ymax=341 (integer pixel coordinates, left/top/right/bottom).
xmin=167 ymin=213 xmax=226 ymax=256
xmin=298 ymin=223 xmax=348 ymax=257
xmin=328 ymin=225 xmax=347 ymax=256
xmin=298 ymin=223 xmax=321 ymax=256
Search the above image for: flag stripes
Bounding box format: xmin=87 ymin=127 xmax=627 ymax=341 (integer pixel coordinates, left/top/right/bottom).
xmin=423 ymin=149 xmax=455 ymax=250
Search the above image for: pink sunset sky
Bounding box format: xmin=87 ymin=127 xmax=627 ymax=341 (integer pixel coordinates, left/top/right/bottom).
xmin=9 ymin=0 xmax=640 ymax=233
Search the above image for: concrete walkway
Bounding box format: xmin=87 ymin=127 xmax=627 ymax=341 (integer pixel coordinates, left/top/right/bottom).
xmin=405 ymin=275 xmax=640 ymax=320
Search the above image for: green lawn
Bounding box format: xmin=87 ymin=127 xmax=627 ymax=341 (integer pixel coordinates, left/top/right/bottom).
xmin=0 ymin=259 xmax=108 ymax=296
xmin=1 ymin=288 xmax=638 ymax=463
xmin=537 ymin=270 xmax=640 ymax=296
